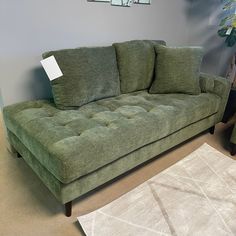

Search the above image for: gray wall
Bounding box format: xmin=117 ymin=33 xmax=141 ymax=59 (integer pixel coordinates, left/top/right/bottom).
xmin=0 ymin=0 xmax=233 ymax=107
xmin=0 ymin=0 xmax=190 ymax=106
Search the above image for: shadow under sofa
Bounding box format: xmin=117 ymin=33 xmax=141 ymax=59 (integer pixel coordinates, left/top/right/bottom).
xmin=2 ymin=40 xmax=230 ymax=217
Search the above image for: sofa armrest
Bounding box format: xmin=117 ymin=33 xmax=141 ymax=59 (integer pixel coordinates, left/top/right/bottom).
xmin=199 ymin=72 xmax=231 ymax=122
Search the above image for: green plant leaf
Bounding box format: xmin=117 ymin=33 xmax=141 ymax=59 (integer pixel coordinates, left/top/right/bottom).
xmin=218 ymin=0 xmax=236 ymax=46
xmin=225 ymin=28 xmax=236 ymax=46
xmin=218 ymin=28 xmax=228 ymax=37
xmin=223 ymin=1 xmax=236 ymax=10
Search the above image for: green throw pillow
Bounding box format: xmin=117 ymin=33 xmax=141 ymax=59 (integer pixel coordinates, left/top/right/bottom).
xmin=42 ymin=46 xmax=120 ymax=110
xmin=149 ymin=45 xmax=203 ymax=95
xmin=113 ymin=40 xmax=166 ymax=93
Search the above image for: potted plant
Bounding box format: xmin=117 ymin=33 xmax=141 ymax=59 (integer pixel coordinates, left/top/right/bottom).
xmin=218 ymin=1 xmax=236 ymax=122
xmin=218 ymin=0 xmax=236 ymax=46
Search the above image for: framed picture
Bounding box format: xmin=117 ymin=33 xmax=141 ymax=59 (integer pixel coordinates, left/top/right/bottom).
xmin=87 ymin=0 xmax=151 ymax=7
xmin=134 ymin=0 xmax=151 ymax=4
xmin=87 ymin=0 xmax=110 ymax=2
xmin=111 ymin=0 xmax=133 ymax=7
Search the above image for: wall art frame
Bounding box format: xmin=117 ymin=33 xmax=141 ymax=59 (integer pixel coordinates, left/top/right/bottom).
xmin=87 ymin=0 xmax=151 ymax=7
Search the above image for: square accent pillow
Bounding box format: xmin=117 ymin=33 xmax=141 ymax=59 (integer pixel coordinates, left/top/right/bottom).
xmin=113 ymin=40 xmax=166 ymax=93
xmin=42 ymin=46 xmax=120 ymax=110
xmin=149 ymin=45 xmax=203 ymax=95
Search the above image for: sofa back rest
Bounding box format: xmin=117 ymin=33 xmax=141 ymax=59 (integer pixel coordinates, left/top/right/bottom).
xmin=113 ymin=40 xmax=166 ymax=94
xmin=42 ymin=46 xmax=120 ymax=110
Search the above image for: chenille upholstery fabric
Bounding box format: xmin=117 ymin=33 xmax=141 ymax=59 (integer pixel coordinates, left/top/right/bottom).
xmin=199 ymin=73 xmax=230 ymax=122
xmin=113 ymin=40 xmax=166 ymax=93
xmin=7 ymin=114 xmax=217 ymax=204
xmin=149 ymin=45 xmax=203 ymax=95
xmin=2 ymin=36 xmax=231 ymax=209
xmin=3 ymin=91 xmax=221 ymax=184
xmin=42 ymin=46 xmax=120 ymax=109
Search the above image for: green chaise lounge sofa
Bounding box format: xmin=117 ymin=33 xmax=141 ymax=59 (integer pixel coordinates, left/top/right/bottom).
xmin=3 ymin=40 xmax=230 ymax=216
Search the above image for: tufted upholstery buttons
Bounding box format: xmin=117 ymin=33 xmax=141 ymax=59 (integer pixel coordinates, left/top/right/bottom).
xmin=126 ymin=116 xmax=132 ymax=119
xmin=4 ymin=91 xmax=222 ymax=184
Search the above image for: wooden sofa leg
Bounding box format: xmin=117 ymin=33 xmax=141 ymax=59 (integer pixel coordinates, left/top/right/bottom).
xmin=65 ymin=201 xmax=72 ymax=217
xmin=209 ymin=126 xmax=215 ymax=135
xmin=231 ymin=143 xmax=236 ymax=156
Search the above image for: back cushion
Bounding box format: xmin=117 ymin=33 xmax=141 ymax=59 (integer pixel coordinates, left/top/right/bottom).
xmin=42 ymin=46 xmax=120 ymax=110
xmin=113 ymin=40 xmax=166 ymax=93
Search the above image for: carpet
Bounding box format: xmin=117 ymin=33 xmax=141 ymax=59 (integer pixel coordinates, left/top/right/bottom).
xmin=77 ymin=143 xmax=236 ymax=236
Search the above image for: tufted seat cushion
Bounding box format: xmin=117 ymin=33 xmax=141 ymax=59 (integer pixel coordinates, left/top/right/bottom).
xmin=3 ymin=91 xmax=221 ymax=184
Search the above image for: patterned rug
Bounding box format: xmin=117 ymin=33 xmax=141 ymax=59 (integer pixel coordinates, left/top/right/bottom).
xmin=77 ymin=143 xmax=236 ymax=236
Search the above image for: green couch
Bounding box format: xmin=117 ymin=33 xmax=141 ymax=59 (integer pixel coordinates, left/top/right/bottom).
xmin=3 ymin=40 xmax=230 ymax=217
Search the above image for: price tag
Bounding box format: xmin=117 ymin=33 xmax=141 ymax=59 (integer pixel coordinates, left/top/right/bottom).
xmin=40 ymin=56 xmax=63 ymax=81
xmin=226 ymin=27 xmax=233 ymax=35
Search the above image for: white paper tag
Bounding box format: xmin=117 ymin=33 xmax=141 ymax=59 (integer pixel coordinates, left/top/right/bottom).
xmin=226 ymin=27 xmax=233 ymax=35
xmin=40 ymin=56 xmax=63 ymax=81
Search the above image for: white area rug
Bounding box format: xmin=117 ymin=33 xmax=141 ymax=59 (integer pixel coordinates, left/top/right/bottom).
xmin=78 ymin=143 xmax=236 ymax=236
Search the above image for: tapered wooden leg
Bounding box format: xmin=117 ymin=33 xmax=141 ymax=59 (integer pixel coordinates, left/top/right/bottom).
xmin=231 ymin=143 xmax=236 ymax=156
xmin=65 ymin=201 xmax=72 ymax=217
xmin=209 ymin=126 xmax=215 ymax=135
